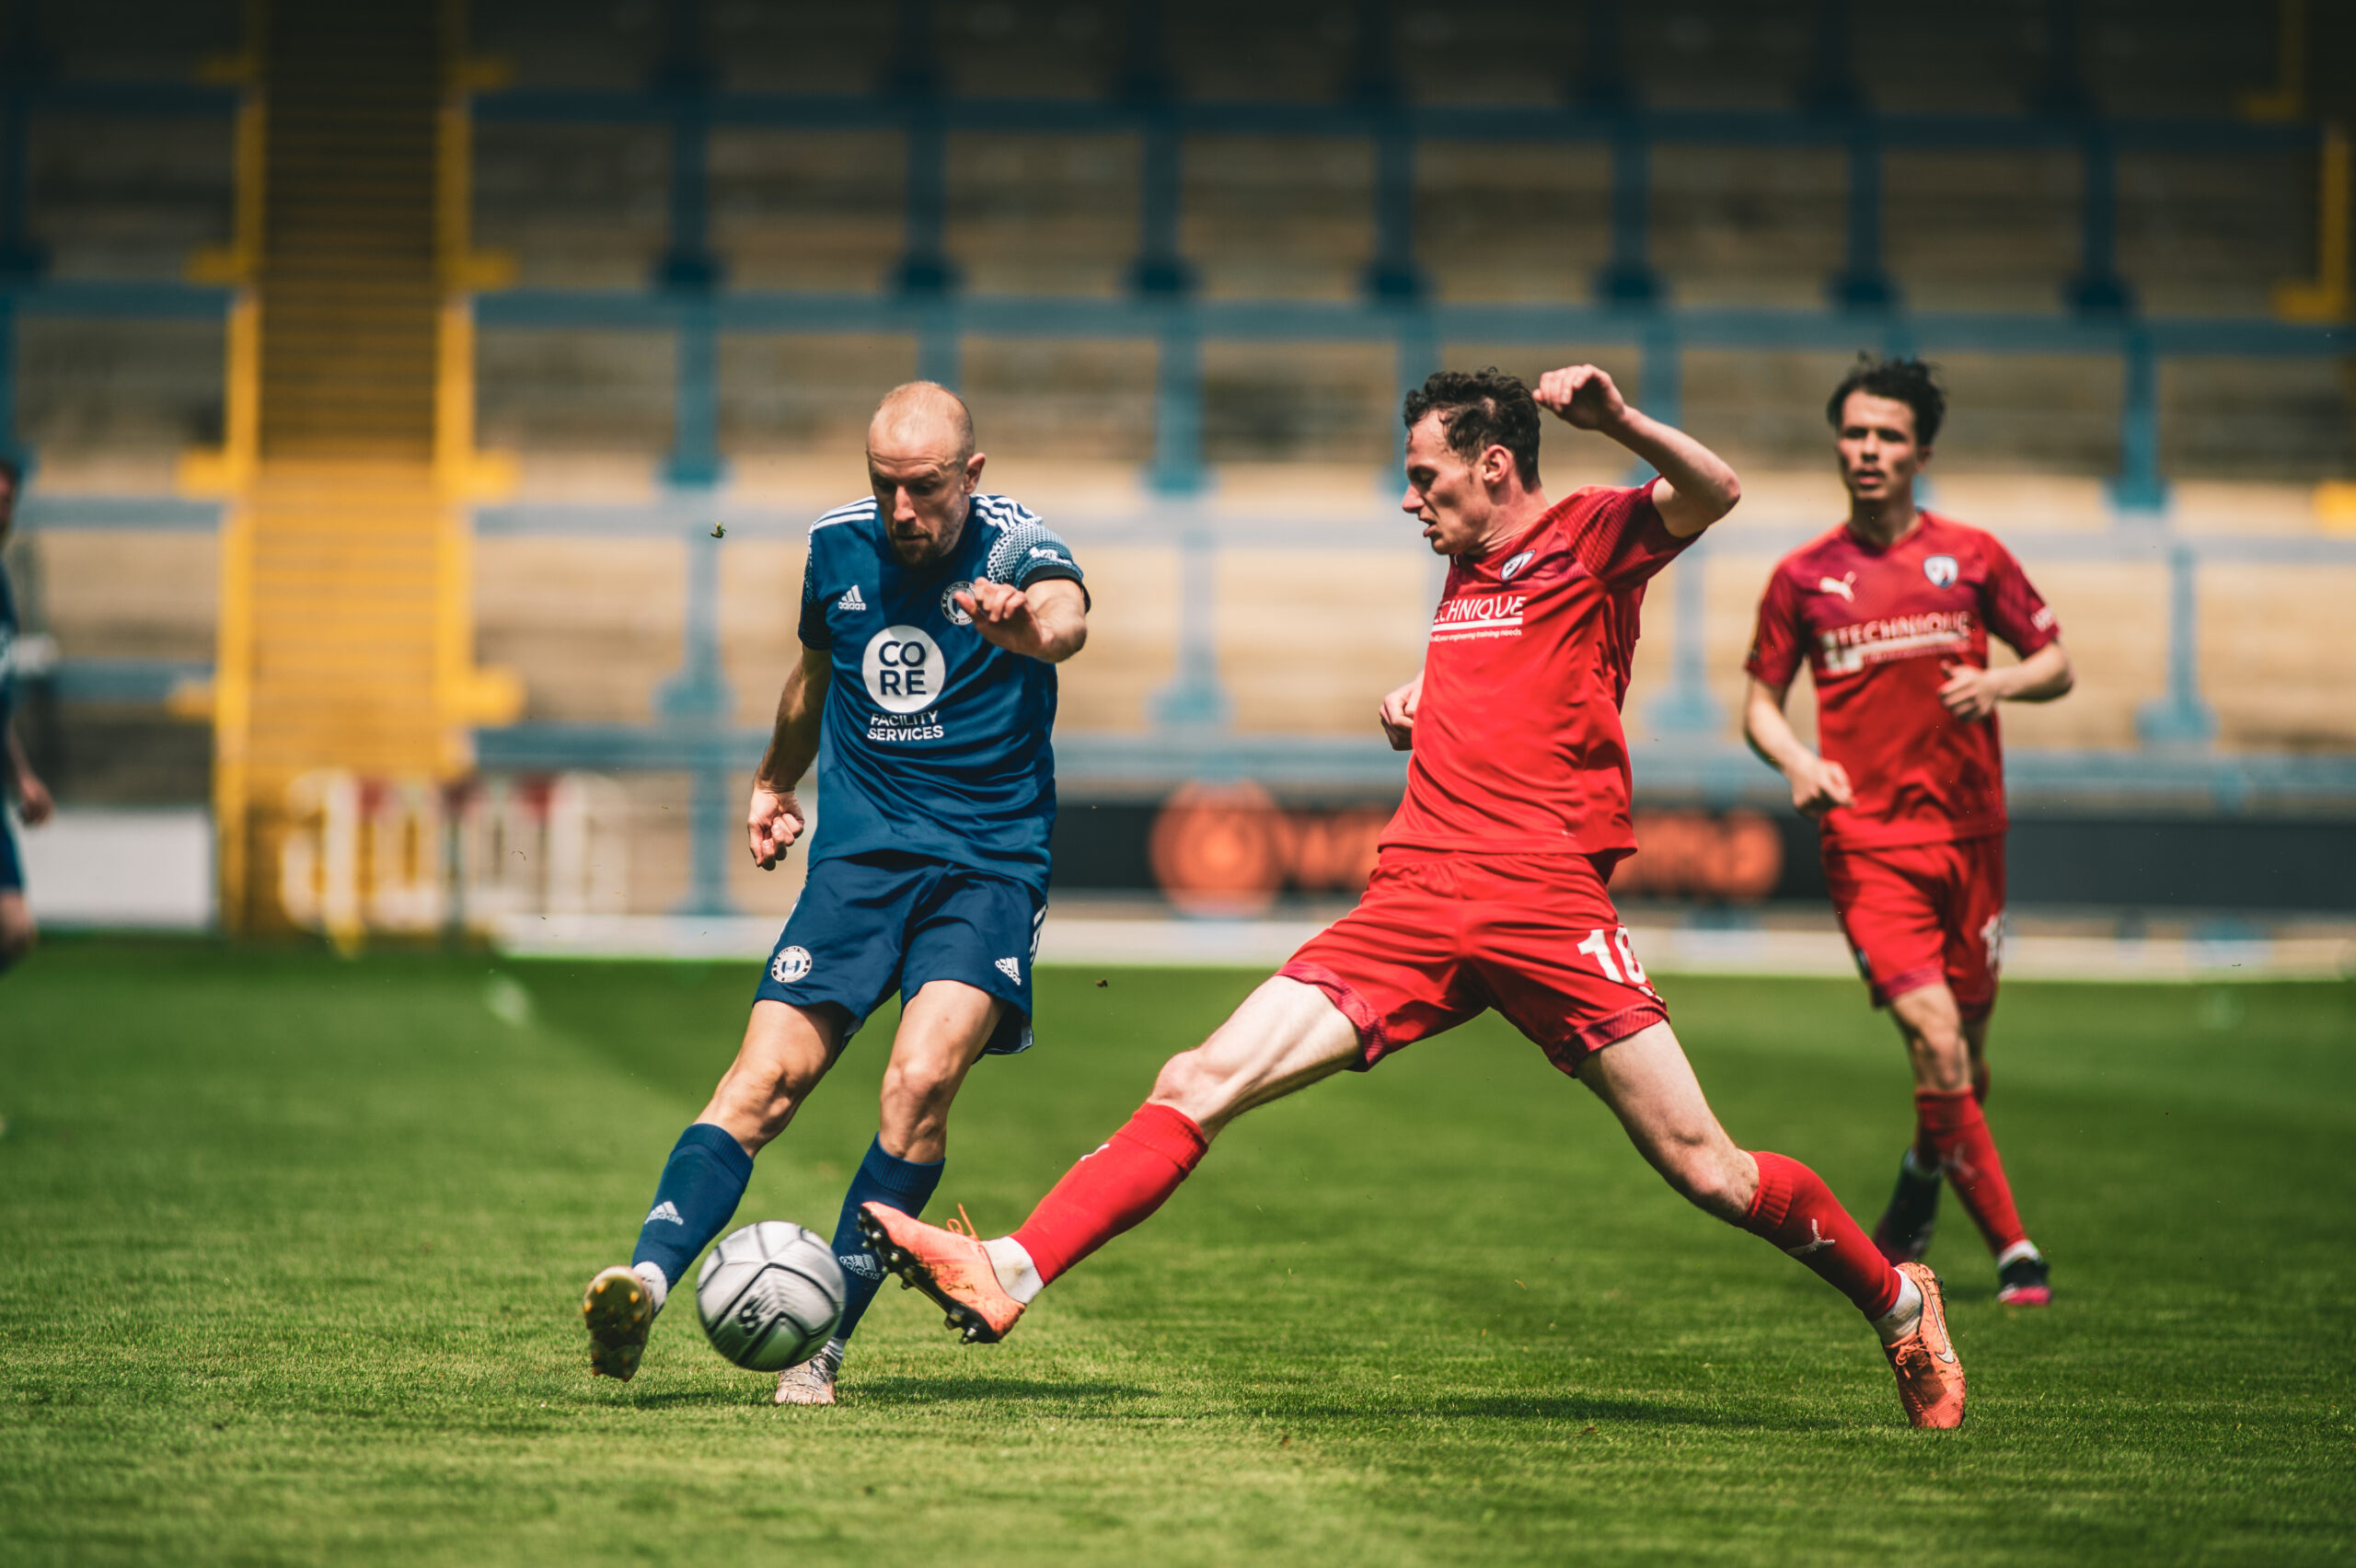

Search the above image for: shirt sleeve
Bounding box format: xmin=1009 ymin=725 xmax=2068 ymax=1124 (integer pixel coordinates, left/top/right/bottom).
xmin=1743 ymin=565 xmax=1807 ymax=689
xmin=797 ymin=537 xmax=831 ymax=649
xmin=1981 ymin=538 xmax=2061 ymax=657
xmin=1569 ymin=481 xmax=1696 ymax=590
xmin=982 ymin=513 xmax=1089 ymax=604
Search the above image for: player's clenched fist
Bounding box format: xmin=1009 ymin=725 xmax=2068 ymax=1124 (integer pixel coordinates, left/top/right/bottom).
xmin=745 ymin=784 xmax=807 ymax=870
xmin=1936 ymin=661 xmax=2004 ymax=723
xmin=1534 ymin=364 xmax=1629 ymax=432
xmin=1786 ymin=753 xmax=1854 ymax=819
xmin=1378 ymin=671 xmax=1423 ymax=751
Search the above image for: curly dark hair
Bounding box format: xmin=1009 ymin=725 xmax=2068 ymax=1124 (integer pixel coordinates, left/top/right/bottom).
xmin=1403 ymin=367 xmax=1542 ymax=486
xmin=1826 ymin=354 xmax=1945 ymax=446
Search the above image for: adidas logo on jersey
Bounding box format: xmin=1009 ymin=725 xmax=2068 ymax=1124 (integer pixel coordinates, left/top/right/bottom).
xmin=994 ymin=956 xmax=1022 ymax=983
xmin=837 ymin=585 xmax=866 ymax=611
xmin=645 ymin=1201 xmax=686 ymax=1228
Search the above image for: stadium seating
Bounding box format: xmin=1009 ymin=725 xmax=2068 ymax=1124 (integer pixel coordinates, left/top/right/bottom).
xmin=5 ymin=0 xmax=2352 ymax=927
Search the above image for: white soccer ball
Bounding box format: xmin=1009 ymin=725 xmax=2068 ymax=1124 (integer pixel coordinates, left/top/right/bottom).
xmin=695 ymin=1221 xmax=848 ymax=1372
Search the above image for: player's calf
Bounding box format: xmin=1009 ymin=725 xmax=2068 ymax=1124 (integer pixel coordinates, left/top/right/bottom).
xmin=1871 ymin=1148 xmax=1942 ymax=1263
xmin=0 ymin=893 xmax=34 ymax=974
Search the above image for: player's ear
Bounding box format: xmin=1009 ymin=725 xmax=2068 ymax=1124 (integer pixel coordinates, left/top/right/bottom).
xmin=964 ymin=451 xmax=986 ymax=490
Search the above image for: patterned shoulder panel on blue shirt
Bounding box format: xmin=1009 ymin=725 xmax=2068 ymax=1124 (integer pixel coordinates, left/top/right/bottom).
xmin=973 ymin=494 xmax=1085 ymax=596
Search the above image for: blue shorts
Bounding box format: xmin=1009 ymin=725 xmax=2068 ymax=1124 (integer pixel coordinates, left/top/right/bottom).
xmin=756 ymin=851 xmax=1045 ymax=1055
xmin=0 ymin=816 xmax=20 ymax=894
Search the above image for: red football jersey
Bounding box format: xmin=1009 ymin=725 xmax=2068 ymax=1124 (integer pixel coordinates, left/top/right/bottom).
xmin=1745 ymin=512 xmax=2060 ymax=850
xmin=1381 ymin=483 xmax=1694 ymax=863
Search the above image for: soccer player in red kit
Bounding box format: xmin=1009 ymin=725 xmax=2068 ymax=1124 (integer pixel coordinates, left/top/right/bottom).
xmin=861 ymin=365 xmax=1968 ymax=1429
xmin=1744 ymin=356 xmax=2073 ymax=1308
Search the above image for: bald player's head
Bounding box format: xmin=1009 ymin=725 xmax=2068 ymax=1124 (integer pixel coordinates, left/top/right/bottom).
xmin=869 ymin=380 xmax=975 ymax=463
xmin=866 ymin=381 xmax=985 ymax=566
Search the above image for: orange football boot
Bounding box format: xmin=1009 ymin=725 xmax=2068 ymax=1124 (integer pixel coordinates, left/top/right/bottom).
xmin=1883 ymin=1261 xmax=1967 ymax=1429
xmin=858 ymin=1203 xmax=1026 ymax=1343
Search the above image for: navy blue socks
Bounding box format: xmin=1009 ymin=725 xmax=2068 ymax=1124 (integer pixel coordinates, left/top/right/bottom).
xmin=828 ymin=1137 xmax=945 ymax=1345
xmin=632 ymin=1123 xmax=755 ymax=1288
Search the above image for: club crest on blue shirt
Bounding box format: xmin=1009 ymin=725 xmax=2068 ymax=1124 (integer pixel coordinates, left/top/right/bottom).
xmin=1923 ymin=554 xmax=1959 ymax=589
xmin=941 ymin=581 xmax=974 ymax=626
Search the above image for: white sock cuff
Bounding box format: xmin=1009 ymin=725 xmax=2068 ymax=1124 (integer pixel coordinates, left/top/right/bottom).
xmin=981 ymin=1235 xmax=1045 ymax=1306
xmin=1872 ymin=1273 xmax=1923 ymax=1344
xmin=1995 ymin=1240 xmax=2043 ymax=1270
xmin=632 ymin=1260 xmax=670 ymax=1313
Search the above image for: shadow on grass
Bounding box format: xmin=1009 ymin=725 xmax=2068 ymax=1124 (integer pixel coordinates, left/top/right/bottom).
xmin=1429 ymin=1392 xmax=1844 ymax=1433
xmin=849 ymin=1377 xmax=1157 ymax=1410
xmin=586 ymin=1377 xmax=1157 ymax=1412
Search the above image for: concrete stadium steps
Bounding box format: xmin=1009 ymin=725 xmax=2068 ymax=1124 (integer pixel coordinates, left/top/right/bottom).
xmin=237 ymin=471 xmax=449 ymax=774
xmin=255 ymin=1 xmax=443 ymax=463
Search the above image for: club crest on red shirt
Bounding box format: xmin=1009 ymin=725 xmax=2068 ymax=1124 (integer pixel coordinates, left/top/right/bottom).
xmin=1499 ymin=549 xmax=1535 ymax=582
xmin=1923 ymin=554 xmax=1959 ymax=589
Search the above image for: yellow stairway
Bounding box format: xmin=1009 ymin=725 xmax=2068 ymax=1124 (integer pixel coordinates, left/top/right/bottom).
xmin=185 ymin=0 xmax=516 ymax=935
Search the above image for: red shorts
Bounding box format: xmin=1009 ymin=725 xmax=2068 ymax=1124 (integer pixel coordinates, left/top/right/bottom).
xmin=1278 ymin=851 xmax=1669 ymax=1078
xmin=1822 ymin=836 xmax=2005 ymax=1019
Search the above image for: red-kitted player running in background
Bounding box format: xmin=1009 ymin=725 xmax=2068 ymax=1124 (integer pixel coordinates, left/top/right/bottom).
xmin=864 ymin=364 xmax=1969 ymax=1430
xmin=1744 ymin=356 xmax=2073 ymax=1308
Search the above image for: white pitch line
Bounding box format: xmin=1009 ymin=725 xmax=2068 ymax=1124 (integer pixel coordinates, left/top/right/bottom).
xmin=491 ymin=913 xmax=2355 ymax=982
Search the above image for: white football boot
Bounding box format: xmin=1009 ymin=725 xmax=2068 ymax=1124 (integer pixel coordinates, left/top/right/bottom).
xmin=775 ymin=1341 xmax=845 ymax=1406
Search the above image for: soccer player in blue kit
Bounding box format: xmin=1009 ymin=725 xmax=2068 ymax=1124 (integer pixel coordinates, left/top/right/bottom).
xmin=583 ymin=382 xmax=1089 ymax=1404
xmin=1 ymin=459 xmax=55 ymax=974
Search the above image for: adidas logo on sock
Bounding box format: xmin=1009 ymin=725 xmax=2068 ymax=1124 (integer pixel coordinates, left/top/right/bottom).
xmin=839 ymin=1252 xmax=882 ymax=1280
xmin=994 ymin=956 xmax=1021 ymax=983
xmin=645 ymin=1201 xmax=686 ymax=1227
xmin=837 ymin=585 xmax=866 ymax=611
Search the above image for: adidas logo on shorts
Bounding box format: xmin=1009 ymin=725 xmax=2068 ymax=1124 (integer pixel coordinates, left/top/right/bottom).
xmin=994 ymin=956 xmax=1021 ymax=983
xmin=837 ymin=585 xmax=866 ymax=611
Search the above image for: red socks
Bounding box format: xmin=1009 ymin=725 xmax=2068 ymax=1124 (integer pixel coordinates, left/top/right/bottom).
xmin=1011 ymin=1102 xmax=1210 ymax=1283
xmin=1743 ymin=1151 xmax=1903 ymax=1319
xmin=1914 ymin=1088 xmax=2028 ymax=1253
xmin=1911 ymin=1060 xmax=1991 ymax=1164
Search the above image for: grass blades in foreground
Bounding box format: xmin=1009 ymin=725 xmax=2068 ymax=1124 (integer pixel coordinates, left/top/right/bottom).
xmin=0 ymin=941 xmax=2350 ymax=1565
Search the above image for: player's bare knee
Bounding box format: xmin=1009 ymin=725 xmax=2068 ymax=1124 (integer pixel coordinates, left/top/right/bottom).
xmin=1902 ymin=1026 xmax=1971 ymax=1091
xmin=1147 ymin=1047 xmax=1218 ymax=1113
xmin=705 ymin=1061 xmax=807 ymax=1149
xmin=1657 ymin=1138 xmax=1749 ymax=1222
xmin=879 ymin=1056 xmax=961 ymax=1126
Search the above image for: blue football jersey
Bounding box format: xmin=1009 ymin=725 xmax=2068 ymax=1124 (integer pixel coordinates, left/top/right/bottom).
xmin=796 ymin=493 xmax=1085 ymax=895
xmin=0 ymin=560 xmax=17 ymax=747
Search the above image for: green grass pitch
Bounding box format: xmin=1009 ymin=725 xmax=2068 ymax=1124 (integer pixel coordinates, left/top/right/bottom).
xmin=1 ymin=940 xmax=2350 ymax=1565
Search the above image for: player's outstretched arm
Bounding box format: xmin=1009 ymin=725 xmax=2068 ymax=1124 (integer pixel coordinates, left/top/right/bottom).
xmin=954 ymin=577 xmax=1088 ymax=663
xmin=1938 ymin=639 xmax=2073 ymax=722
xmin=1743 ymin=676 xmax=1853 ymax=819
xmin=747 ymin=644 xmax=832 ymax=869
xmin=1534 ymin=364 xmax=1740 ymax=537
